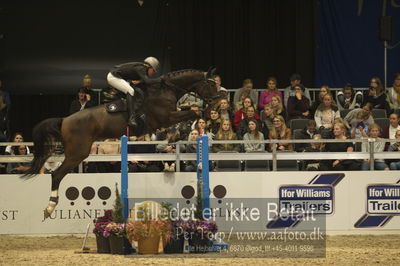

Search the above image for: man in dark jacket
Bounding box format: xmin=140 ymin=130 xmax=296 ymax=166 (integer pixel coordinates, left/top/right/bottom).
xmin=106 ymin=57 xmax=160 ymax=128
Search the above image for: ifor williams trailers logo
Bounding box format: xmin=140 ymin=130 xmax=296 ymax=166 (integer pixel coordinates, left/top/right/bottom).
xmin=355 ymin=179 xmax=400 ymax=228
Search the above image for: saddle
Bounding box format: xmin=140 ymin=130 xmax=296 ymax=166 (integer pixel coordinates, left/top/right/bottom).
xmin=103 ymin=88 xmax=127 ymax=113
xmin=105 ymin=99 xmax=127 ymax=113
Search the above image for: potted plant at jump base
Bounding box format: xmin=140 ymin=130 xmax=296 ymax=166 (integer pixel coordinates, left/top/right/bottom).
xmin=160 ymin=202 xmax=185 ymax=254
xmin=106 ymin=184 xmax=133 ymax=255
xmin=126 ymin=202 xmax=171 ymax=255
xmin=93 ymin=210 xmax=112 ymax=253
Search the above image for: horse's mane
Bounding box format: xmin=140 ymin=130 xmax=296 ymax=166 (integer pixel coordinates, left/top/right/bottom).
xmin=161 ymin=69 xmax=204 ymax=82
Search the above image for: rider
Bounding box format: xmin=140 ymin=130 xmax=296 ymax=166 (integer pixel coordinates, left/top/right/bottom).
xmin=107 ymin=57 xmax=160 ymax=127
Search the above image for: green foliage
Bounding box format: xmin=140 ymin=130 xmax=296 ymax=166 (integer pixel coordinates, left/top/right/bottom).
xmin=112 ymin=183 xmax=124 ymax=223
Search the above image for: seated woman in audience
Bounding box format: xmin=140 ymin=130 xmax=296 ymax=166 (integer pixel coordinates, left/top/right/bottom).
xmin=320 ymin=123 xmax=360 ymax=171
xmin=156 ymin=126 xmax=183 ymax=172
xmin=386 ymin=72 xmax=400 ymax=113
xmin=206 ymin=108 xmax=221 ymax=137
xmin=364 ymin=77 xmax=389 ymax=112
xmin=243 ymin=118 xmax=265 ymax=152
xmin=361 ymin=124 xmax=389 ymax=171
xmin=268 ymin=115 xmax=293 ymax=151
xmin=314 ymin=94 xmax=340 ymax=132
xmin=336 ymin=83 xmax=363 ymax=110
xmin=258 ymin=77 xmax=282 ymax=110
xmin=212 ymin=120 xmax=240 ymax=153
xmin=184 ymin=129 xmax=199 ymax=172
xmin=310 ymin=85 xmax=330 ymax=116
xmin=287 ymin=84 xmax=310 ymax=122
xmin=234 ymin=97 xmax=258 ymax=129
xmin=350 ymin=111 xmax=369 ymax=139
xmin=382 ymin=112 xmax=400 ymax=149
xmin=6 ymin=145 xmax=31 ymax=174
xmin=260 ymin=103 xmax=276 ymax=137
xmin=233 ymin=79 xmax=258 ymax=112
xmin=271 ymin=95 xmax=287 ymax=120
xmin=388 ymin=130 xmax=400 ymax=170
xmin=236 ymin=106 xmax=262 ymax=139
xmin=218 ymin=98 xmax=234 ymax=122
xmin=5 ymin=132 xmax=30 ymax=155
xmin=295 ymin=119 xmax=317 ymax=152
xmin=303 ymin=134 xmax=324 ymax=171
xmin=344 ymin=103 xmax=374 ymax=130
xmin=193 ymin=118 xmax=213 ymax=140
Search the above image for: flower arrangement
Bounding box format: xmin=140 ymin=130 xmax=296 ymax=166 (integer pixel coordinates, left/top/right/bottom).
xmin=103 ymin=222 xmax=126 ymax=237
xmin=126 ymin=219 xmax=171 ymax=242
xmin=93 ymin=210 xmax=113 ymax=236
xmin=184 ymin=219 xmax=218 ymax=240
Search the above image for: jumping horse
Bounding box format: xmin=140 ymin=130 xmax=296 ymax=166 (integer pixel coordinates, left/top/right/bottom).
xmin=23 ymin=69 xmax=221 ymax=219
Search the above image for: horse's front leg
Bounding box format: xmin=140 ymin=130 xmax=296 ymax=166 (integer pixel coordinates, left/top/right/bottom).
xmin=167 ymin=110 xmax=199 ymax=125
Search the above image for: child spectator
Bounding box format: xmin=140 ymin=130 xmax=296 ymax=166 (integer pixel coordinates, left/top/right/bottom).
xmin=361 ymin=124 xmax=389 ymax=170
xmin=268 ymin=115 xmax=293 ymax=151
xmin=243 ymin=118 xmax=265 ymax=152
xmin=258 ymin=77 xmax=282 ymax=110
xmin=336 ymin=83 xmax=363 ymax=110
xmin=350 ymin=111 xmax=369 ymax=139
xmin=212 ymin=120 xmax=240 ymax=153
xmin=303 ymin=134 xmax=324 ymax=171
xmin=344 ymin=103 xmax=374 ymax=130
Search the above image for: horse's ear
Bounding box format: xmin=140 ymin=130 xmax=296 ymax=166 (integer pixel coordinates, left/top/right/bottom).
xmin=206 ymin=67 xmax=216 ymax=79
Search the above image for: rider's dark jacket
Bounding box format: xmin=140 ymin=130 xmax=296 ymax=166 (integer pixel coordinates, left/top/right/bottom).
xmin=110 ymin=62 xmax=160 ymax=85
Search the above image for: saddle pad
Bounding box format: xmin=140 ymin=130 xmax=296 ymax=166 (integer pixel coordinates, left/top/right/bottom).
xmin=106 ymin=99 xmax=127 ymax=113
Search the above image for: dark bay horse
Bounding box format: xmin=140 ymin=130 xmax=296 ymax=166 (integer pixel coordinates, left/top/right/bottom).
xmin=23 ymin=69 xmax=221 ymax=219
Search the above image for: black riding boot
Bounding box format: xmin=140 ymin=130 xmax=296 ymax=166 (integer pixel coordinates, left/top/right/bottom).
xmin=126 ymin=94 xmax=138 ymax=127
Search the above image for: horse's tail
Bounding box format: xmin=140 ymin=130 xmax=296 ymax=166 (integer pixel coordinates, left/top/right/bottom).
xmin=22 ymin=118 xmax=63 ymax=178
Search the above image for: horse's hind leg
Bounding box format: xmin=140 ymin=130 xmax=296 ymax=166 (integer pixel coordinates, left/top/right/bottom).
xmin=44 ymin=139 xmax=92 ymax=219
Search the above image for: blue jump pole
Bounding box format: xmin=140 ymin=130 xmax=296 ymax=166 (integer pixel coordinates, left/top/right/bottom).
xmin=196 ymin=134 xmax=210 ymax=218
xmin=120 ymin=135 xmax=129 ymax=221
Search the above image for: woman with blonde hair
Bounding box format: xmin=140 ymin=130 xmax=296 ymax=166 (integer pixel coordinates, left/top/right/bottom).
xmin=361 ymin=123 xmax=389 ymax=170
xmin=310 ymin=85 xmax=330 ymax=116
xmin=212 ymin=120 xmax=240 ymax=153
xmin=314 ymin=94 xmax=340 ymax=130
xmin=270 ymin=95 xmax=287 ymax=120
xmin=268 ymin=115 xmax=293 ymax=151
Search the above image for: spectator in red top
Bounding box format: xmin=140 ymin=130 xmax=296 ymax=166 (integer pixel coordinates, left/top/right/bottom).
xmin=234 ymin=97 xmax=258 ymax=129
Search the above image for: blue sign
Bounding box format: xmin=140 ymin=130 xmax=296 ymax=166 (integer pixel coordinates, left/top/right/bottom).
xmin=367 ymin=185 xmax=400 ymax=215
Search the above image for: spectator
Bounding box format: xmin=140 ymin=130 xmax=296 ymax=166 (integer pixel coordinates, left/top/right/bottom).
xmin=364 ymin=77 xmax=389 ymax=113
xmin=320 ymin=123 xmax=360 ymax=171
xmin=283 ymin=73 xmax=311 ymax=108
xmin=343 ymin=103 xmax=374 ymax=130
xmin=156 ymin=126 xmax=183 ymax=172
xmin=287 ymin=84 xmax=310 ymax=122
xmin=6 ymin=145 xmax=31 ymax=174
xmin=176 ymin=104 xmax=201 ymax=140
xmin=336 ymin=83 xmax=363 ymax=111
xmin=258 ymin=77 xmax=282 ymax=110
xmin=243 ymin=118 xmax=265 ymax=152
xmin=271 ymin=95 xmax=287 ymax=120
xmin=314 ymin=94 xmax=340 ymax=134
xmin=350 ymin=111 xmax=369 ymax=140
xmin=386 ymin=72 xmax=400 ymax=113
xmin=129 ymin=134 xmax=162 ymax=172
xmin=69 ymin=88 xmax=93 ymax=115
xmin=268 ymin=115 xmax=293 ymax=151
xmin=234 ymin=97 xmax=257 ymax=129
xmin=218 ymin=98 xmax=234 ymax=122
xmin=206 ymin=108 xmax=221 ymax=137
xmin=237 ymin=106 xmax=262 ymax=140
xmin=213 ymin=75 xmax=229 ymax=101
xmin=295 ymin=120 xmax=317 ymax=152
xmin=81 ymin=74 xmax=99 ymax=106
xmin=233 ymin=79 xmax=258 ymax=112
xmin=303 ymin=134 xmax=324 ymax=171
xmin=310 ymin=85 xmax=330 ymax=116
xmin=193 ymin=118 xmax=213 ymax=140
xmin=382 ymin=112 xmax=400 ymax=148
xmin=361 ymin=124 xmax=389 ymax=171
xmin=260 ymin=103 xmax=276 ymax=136
xmin=5 ymin=132 xmax=30 ymax=155
xmin=388 ymin=130 xmax=400 ymax=170
xmin=184 ymin=129 xmax=200 ymax=172
xmin=212 ymin=120 xmax=240 ymax=153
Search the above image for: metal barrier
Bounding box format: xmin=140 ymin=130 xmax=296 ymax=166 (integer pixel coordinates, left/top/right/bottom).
xmin=0 ymin=138 xmax=398 ymax=171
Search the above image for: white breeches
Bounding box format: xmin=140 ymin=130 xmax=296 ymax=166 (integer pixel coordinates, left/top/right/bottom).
xmin=107 ymin=72 xmax=135 ymax=96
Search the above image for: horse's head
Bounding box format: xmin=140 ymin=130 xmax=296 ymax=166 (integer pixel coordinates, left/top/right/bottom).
xmin=193 ymin=68 xmax=223 ymax=110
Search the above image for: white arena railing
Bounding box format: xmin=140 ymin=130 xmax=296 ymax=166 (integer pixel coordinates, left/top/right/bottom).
xmin=0 ymin=138 xmax=398 ymax=172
